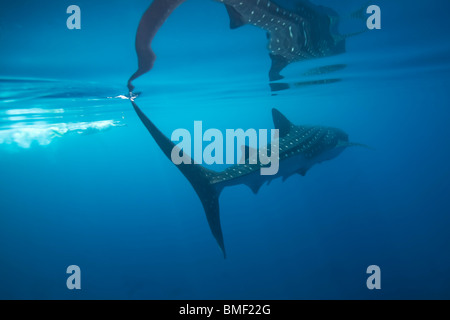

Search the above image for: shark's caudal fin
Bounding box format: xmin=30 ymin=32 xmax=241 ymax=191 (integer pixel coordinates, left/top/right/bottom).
xmin=130 ymin=100 xmax=227 ymax=258
xmin=128 ymin=0 xmax=186 ymax=92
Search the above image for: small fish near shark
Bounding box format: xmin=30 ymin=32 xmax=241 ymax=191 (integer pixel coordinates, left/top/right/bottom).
xmin=128 ymin=0 xmax=353 ymax=91
xmin=131 ymin=100 xmax=367 ymax=257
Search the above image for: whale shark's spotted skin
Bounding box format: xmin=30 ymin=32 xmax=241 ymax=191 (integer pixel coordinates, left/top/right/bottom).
xmin=209 ymin=110 xmax=349 ymax=194
xmin=219 ymin=0 xmax=345 ymax=80
xmin=211 ymin=125 xmax=347 ymax=184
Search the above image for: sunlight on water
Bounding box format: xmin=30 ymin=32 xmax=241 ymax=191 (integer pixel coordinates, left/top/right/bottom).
xmin=0 ymin=120 xmax=123 ymax=148
xmin=4 ymin=108 xmax=65 ymax=115
xmin=0 ymin=78 xmax=128 ymax=148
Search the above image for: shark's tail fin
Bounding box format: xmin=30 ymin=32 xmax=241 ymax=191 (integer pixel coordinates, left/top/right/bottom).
xmin=130 ymin=100 xmax=227 ymax=258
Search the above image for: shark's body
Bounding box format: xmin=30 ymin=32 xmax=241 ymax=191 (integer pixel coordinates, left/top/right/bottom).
xmin=128 ymin=0 xmax=345 ymax=90
xmin=131 ymin=100 xmax=355 ymax=257
xmin=220 ymin=0 xmax=345 ymax=80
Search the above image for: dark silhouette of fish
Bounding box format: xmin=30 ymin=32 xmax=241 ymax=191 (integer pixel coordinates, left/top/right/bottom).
xmin=128 ymin=0 xmax=347 ymax=91
xmin=131 ymin=100 xmax=365 ymax=257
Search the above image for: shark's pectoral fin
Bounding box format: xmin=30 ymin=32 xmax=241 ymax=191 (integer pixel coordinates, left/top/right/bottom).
xmin=282 ymin=168 xmax=308 ymax=182
xmin=269 ymin=54 xmax=289 ymax=81
xmin=269 ymin=82 xmax=291 ymax=93
xmin=244 ymin=180 xmax=264 ymax=195
xmin=225 ymin=4 xmax=246 ymax=29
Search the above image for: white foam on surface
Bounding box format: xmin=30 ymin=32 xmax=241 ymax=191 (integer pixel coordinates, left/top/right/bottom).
xmin=0 ymin=120 xmax=123 ymax=148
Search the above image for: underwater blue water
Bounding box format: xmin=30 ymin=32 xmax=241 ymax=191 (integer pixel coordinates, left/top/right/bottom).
xmin=1 ymin=0 xmax=450 ymax=299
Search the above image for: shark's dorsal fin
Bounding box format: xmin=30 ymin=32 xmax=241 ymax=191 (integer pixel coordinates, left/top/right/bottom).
xmin=272 ymin=108 xmax=293 ymax=138
xmin=225 ymin=4 xmax=246 ymax=29
xmin=239 ymin=145 xmax=258 ymax=163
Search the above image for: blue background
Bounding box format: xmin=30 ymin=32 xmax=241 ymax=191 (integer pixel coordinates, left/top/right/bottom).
xmin=0 ymin=0 xmax=450 ymax=299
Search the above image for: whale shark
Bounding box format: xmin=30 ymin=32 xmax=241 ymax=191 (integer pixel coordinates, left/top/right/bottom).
xmin=128 ymin=0 xmax=347 ymax=91
xmin=220 ymin=0 xmax=346 ymax=80
xmin=131 ymin=100 xmax=364 ymax=257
